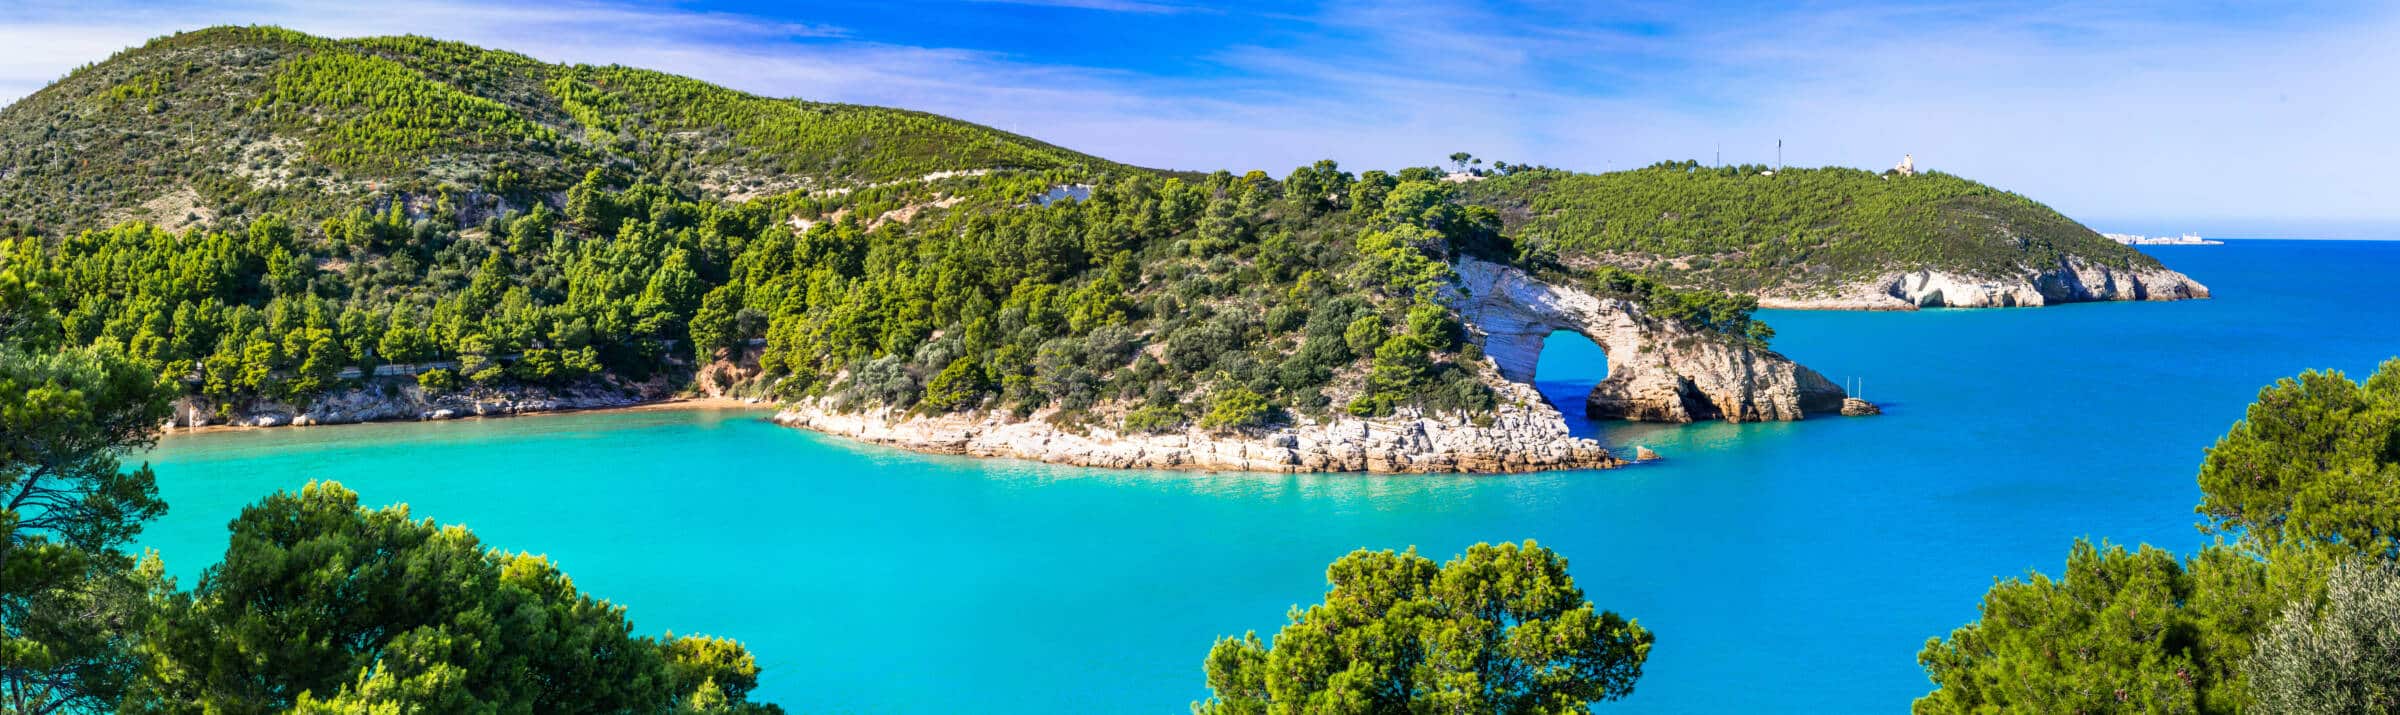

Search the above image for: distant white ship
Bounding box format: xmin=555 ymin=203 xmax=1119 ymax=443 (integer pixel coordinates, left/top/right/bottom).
xmin=2102 ymin=232 xmax=2224 ymax=246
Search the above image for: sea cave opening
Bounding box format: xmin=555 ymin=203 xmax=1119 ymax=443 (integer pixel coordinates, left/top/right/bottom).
xmin=1530 ymin=329 xmax=1609 ymax=441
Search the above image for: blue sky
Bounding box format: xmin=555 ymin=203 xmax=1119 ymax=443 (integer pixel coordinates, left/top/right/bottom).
xmin=4 ymin=0 xmax=2396 ymax=234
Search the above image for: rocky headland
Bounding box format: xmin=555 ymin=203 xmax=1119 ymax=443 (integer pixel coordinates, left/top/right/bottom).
xmin=766 ymin=258 xmax=1855 ymax=473
xmin=1757 ymin=257 xmax=2210 ymax=310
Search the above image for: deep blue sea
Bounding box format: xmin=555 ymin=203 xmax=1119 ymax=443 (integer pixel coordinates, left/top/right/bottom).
xmin=140 ymin=240 xmax=2400 ymax=713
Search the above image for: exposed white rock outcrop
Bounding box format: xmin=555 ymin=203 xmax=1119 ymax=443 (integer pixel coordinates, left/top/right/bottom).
xmin=1757 ymin=257 xmax=2209 ymax=310
xmin=773 ymin=373 xmax=1618 ymax=474
xmin=1453 ymin=258 xmax=1846 ymax=423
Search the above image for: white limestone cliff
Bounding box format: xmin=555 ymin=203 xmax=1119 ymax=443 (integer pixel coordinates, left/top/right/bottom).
xmin=1452 ymin=258 xmax=1847 ymax=423
xmin=773 ymin=371 xmax=1620 ymax=474
xmin=1757 ymin=256 xmax=2210 ymax=310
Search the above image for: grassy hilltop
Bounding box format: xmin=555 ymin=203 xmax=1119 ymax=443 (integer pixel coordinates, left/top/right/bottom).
xmin=0 ymin=26 xmax=1110 ymax=232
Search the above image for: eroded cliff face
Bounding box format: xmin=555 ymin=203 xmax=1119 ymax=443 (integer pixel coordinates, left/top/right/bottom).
xmin=1757 ymin=257 xmax=2211 ymax=310
xmin=1453 ymin=258 xmax=1846 ymax=424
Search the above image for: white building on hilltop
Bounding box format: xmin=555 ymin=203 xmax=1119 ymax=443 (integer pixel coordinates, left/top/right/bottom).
xmin=1894 ymin=154 xmax=1916 ymax=176
xmin=2101 ymin=232 xmax=2223 ymax=246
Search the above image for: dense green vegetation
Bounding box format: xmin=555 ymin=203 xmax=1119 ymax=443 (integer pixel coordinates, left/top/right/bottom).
xmin=138 ymin=481 xmax=775 ymax=714
xmin=2195 ymin=362 xmax=2400 ymax=559
xmin=738 ymin=165 xmax=1544 ymax=426
xmin=550 ymin=64 xmax=1089 ymax=186
xmin=0 ymin=317 xmax=777 ymax=712
xmin=10 ymin=155 xmax=1654 ymax=433
xmin=1460 ymin=161 xmax=2164 ymax=295
xmin=1915 ymin=541 xmax=2325 ymax=713
xmin=1195 ymin=541 xmax=1651 ymax=714
xmin=2247 ymin=558 xmax=2400 ymax=713
xmin=0 ymin=170 xmax=1765 ymax=441
xmin=5 ymin=179 xmax=719 ymax=416
xmin=257 ymin=46 xmax=560 ymax=172
xmin=1916 ymin=360 xmax=2400 ymax=713
xmin=0 ymin=343 xmax=174 ymax=715
xmin=2 ymin=29 xmax=1808 ymax=434
xmin=0 ymin=26 xmax=1108 ymax=234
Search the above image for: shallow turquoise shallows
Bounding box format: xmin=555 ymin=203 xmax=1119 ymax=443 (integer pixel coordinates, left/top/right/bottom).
xmin=141 ymin=240 xmax=2400 ymax=713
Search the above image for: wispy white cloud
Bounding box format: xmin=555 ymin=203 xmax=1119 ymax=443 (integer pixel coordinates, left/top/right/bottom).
xmin=1 ymin=0 xmax=2394 ymax=228
xmin=963 ymin=0 xmax=1196 ymax=14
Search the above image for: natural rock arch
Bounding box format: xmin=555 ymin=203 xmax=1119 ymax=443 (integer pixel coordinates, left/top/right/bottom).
xmin=1453 ymin=258 xmax=1846 ymax=423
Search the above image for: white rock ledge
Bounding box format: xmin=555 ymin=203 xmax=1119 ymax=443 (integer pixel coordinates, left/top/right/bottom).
xmin=1757 ymin=258 xmax=2210 ymax=310
xmin=773 ymin=379 xmax=1622 ymax=475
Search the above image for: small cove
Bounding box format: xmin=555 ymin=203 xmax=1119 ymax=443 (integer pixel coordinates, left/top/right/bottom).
xmin=141 ymin=240 xmax=2400 ymax=712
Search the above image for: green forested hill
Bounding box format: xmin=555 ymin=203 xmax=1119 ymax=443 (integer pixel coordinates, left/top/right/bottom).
xmin=0 ymin=28 xmax=2002 ymax=435
xmin=1458 ymin=161 xmax=2165 ymax=294
xmin=2 ymin=151 xmax=1603 ymax=433
xmin=0 ymin=26 xmax=1111 ymax=233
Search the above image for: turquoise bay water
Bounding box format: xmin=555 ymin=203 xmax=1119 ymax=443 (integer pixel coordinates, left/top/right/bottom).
xmin=142 ymin=240 xmax=2400 ymax=712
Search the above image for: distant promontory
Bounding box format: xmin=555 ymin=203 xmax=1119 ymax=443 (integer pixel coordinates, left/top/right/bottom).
xmin=1458 ymin=162 xmax=2210 ymax=310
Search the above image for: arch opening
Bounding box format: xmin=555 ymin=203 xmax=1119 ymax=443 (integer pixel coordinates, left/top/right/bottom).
xmin=1531 ymin=329 xmax=1609 ymax=441
xmin=1455 ymin=256 xmax=1839 ymax=426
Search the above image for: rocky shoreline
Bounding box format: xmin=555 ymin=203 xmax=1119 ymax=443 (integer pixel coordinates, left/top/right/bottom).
xmin=772 ymin=375 xmax=1625 ymax=474
xmin=1757 ymin=259 xmax=2210 ymax=310
xmin=154 ymin=259 xmax=1888 ymax=473
xmin=163 ymin=377 xmax=685 ymax=430
xmin=162 ymin=372 xmax=1632 ymax=474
